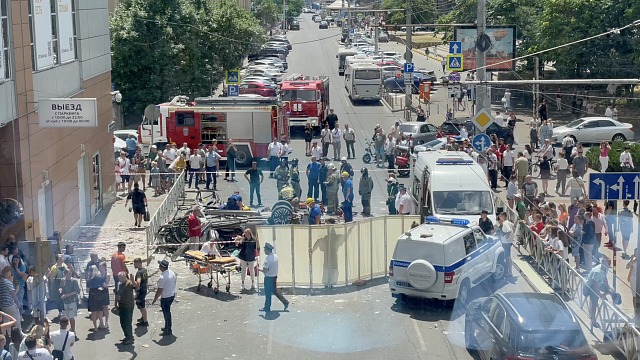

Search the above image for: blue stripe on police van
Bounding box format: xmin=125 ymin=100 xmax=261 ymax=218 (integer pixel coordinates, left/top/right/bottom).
xmin=391 ymin=237 xmax=499 ymax=273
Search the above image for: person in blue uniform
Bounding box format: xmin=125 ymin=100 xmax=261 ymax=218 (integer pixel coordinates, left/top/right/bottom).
xmin=341 ymin=172 xmax=354 ymax=222
xmin=307 ymin=198 xmax=322 ymax=225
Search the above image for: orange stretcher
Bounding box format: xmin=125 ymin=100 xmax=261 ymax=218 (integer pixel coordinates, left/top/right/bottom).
xmin=183 ymin=251 xmax=240 ymax=293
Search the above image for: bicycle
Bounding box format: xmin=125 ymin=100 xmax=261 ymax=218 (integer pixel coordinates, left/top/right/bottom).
xmin=529 ymin=154 xmax=557 ymax=178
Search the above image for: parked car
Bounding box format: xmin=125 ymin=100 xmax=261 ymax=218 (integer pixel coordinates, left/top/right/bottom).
xmin=551 ymin=116 xmax=634 ymax=144
xmin=239 ymin=82 xmax=278 ymax=97
xmin=465 ymin=292 xmax=597 ymax=360
xmin=398 ymin=122 xmax=439 ymax=145
xmin=268 ymin=37 xmax=292 ymax=50
xmin=289 ymin=20 xmax=300 ymax=30
xmin=250 ymin=60 xmax=285 ymax=72
xmin=379 ymin=32 xmax=389 ymax=42
xmin=241 ymin=77 xmax=278 ymax=86
xmin=319 ymin=21 xmax=328 ymax=29
xmin=384 ymin=73 xmax=431 ymax=93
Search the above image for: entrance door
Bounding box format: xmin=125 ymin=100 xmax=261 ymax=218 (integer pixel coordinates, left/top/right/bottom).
xmin=92 ymin=153 xmax=103 ymax=214
xmin=78 ymin=155 xmax=91 ymax=225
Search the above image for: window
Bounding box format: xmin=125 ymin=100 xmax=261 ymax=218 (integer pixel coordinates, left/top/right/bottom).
xmin=354 ymin=69 xmax=381 ymax=80
xmin=463 ymin=232 xmax=477 ymax=255
xmin=597 ymin=120 xmax=615 ymax=127
xmin=176 ymin=112 xmax=195 ymax=127
xmin=473 ymin=229 xmax=487 ymax=248
xmin=582 ymin=121 xmax=598 ymax=128
xmin=28 ymin=0 xmax=77 ymax=70
xmin=0 ymin=0 xmax=9 ymax=80
xmin=281 ymin=90 xmax=316 ymax=101
xmin=427 ymin=124 xmax=438 ymax=132
xmin=489 ymin=303 xmax=506 ymax=334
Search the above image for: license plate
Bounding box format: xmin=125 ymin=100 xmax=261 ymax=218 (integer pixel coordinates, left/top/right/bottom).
xmin=396 ymin=281 xmax=413 ymax=288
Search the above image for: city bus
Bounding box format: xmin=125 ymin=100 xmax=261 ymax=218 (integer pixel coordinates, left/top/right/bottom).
xmin=344 ymin=63 xmax=383 ymax=102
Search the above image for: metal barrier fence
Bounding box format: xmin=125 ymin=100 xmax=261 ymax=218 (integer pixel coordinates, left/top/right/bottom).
xmin=493 ymin=194 xmax=640 ymax=359
xmin=256 ymin=215 xmax=420 ymax=288
xmin=382 ymin=89 xmax=405 ymax=112
xmin=146 ymin=170 xmax=186 ymax=261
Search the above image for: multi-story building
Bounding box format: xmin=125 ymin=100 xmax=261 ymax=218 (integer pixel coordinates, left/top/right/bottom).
xmin=0 ymin=0 xmax=115 ymax=241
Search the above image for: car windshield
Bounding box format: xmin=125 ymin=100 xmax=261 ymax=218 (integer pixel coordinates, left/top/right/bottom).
xmin=433 ymin=191 xmax=493 ymax=214
xmin=281 ymin=90 xmax=316 ymax=101
xmin=399 ymin=124 xmax=419 ymax=133
xmin=425 ymin=139 xmax=445 ymax=148
xmin=566 ymin=119 xmax=585 ymax=128
xmin=355 ymin=69 xmax=381 ymax=80
xmin=519 ymin=331 xmax=589 ymax=354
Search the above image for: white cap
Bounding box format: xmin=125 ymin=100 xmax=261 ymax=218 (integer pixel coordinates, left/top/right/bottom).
xmin=151 ymin=145 xmax=157 ymax=149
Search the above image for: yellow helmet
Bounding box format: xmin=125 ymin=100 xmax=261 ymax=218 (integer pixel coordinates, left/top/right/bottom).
xmin=306 ymin=198 xmax=314 ymax=204
xmin=341 ymin=172 xmax=350 ymax=177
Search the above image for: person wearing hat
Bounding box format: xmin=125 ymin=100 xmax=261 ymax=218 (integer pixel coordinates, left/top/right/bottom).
xmin=306 ymin=156 xmax=321 ymax=201
xmin=478 ymin=210 xmax=494 ymax=235
xmin=395 ymin=184 xmax=412 ymax=215
xmin=290 ymin=158 xmax=302 ymax=199
xmin=111 ymin=242 xmax=128 ymax=310
xmin=275 ymin=158 xmax=290 ymax=192
xmin=319 ymin=157 xmax=329 ymax=206
xmin=131 ymin=258 xmax=149 ymax=327
xmin=342 ymin=172 xmax=354 ymax=222
xmin=359 ymin=168 xmax=374 ymax=216
xmin=259 ymin=243 xmax=289 ymax=312
xmin=339 ymin=157 xmax=353 ymax=189
xmin=152 ymin=260 xmax=176 ymax=336
xmin=386 ymin=175 xmax=399 ymax=214
xmin=307 ymin=198 xmax=322 ymax=225
xmin=324 ymin=164 xmax=340 ymax=214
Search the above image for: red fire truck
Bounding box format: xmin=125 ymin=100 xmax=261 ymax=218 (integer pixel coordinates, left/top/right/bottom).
xmin=140 ymin=96 xmax=289 ymax=166
xmin=279 ymin=75 xmax=330 ymax=131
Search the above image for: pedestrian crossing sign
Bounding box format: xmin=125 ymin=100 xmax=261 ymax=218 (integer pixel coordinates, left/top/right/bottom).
xmin=446 ymin=55 xmax=464 ymax=71
xmin=225 ymin=70 xmax=241 ymax=84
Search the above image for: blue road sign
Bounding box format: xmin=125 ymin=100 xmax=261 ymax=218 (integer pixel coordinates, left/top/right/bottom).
xmin=472 ymin=134 xmax=491 ymax=152
xmin=446 ymin=55 xmax=463 ymax=71
xmin=349 ymin=28 xmax=355 ymax=34
xmin=588 ymin=172 xmax=640 ymax=200
xmin=449 ymin=41 xmax=462 ymax=55
xmin=404 ymin=62 xmax=414 ymax=73
xmin=225 ymin=70 xmax=240 ymax=84
xmin=448 ymin=71 xmax=461 ymax=82
xmin=228 ymin=85 xmax=239 ymax=97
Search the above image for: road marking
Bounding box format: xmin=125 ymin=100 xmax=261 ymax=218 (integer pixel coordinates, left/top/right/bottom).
xmin=412 ymin=318 xmax=428 ymax=352
xmin=267 ymin=321 xmax=274 ymax=354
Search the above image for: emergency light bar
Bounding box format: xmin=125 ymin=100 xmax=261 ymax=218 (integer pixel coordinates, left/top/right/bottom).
xmin=435 ymin=158 xmax=474 ymax=165
xmin=425 ymin=217 xmax=470 ymax=226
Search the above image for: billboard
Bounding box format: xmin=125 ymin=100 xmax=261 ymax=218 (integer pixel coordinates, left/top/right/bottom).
xmin=453 ymin=26 xmax=516 ymax=71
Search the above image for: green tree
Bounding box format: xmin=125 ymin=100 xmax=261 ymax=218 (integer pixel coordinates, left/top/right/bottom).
xmin=382 ymin=0 xmax=437 ymax=25
xmin=253 ymin=0 xmax=279 ymax=28
xmin=111 ymin=0 xmax=265 ymax=115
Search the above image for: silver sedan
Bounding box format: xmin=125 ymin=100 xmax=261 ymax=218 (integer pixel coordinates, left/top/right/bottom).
xmin=551 ymin=116 xmax=634 ymax=144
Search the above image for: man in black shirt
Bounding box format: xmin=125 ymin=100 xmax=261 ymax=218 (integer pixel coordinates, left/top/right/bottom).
xmin=325 ymin=109 xmax=338 ymax=130
xmin=125 ymin=182 xmax=147 ymax=227
xmin=132 ymin=258 xmax=149 ymax=326
xmin=478 ymin=210 xmax=494 ymax=235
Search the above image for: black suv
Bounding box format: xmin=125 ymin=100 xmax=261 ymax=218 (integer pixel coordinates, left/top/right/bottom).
xmin=465 ymin=293 xmax=596 ymax=360
xmin=289 ymin=21 xmax=300 ymax=30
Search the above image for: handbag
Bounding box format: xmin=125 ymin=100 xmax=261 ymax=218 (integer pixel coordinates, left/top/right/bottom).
xmin=144 ymin=210 xmax=150 ymax=222
xmin=52 ymin=330 xmax=69 ymax=360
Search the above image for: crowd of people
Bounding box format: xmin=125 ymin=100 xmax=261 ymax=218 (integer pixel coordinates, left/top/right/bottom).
xmin=0 ymin=239 xmax=178 ymax=358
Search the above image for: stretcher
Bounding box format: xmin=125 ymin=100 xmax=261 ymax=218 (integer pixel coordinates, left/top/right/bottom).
xmin=183 ymin=251 xmax=240 ymax=293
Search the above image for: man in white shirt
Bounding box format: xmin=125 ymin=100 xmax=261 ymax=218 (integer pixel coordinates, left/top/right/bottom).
xmin=151 ymin=260 xmax=176 ymax=337
xmin=50 ymin=316 xmax=75 ymax=360
xmin=320 ymin=124 xmax=332 ymax=158
xmin=458 ymin=124 xmax=468 ymax=139
xmin=561 ymin=134 xmax=575 ymax=162
xmin=390 ymin=121 xmax=400 ymax=140
xmin=537 ymin=139 xmax=554 ymax=160
xmin=331 ymin=123 xmax=342 ymax=160
xmin=555 ymin=152 xmax=569 ymax=195
xmin=0 ymin=246 xmax=9 ymax=272
xmin=621 ymin=146 xmax=634 ymax=170
xmin=179 ymin=142 xmax=191 ymax=158
xmin=163 ymin=144 xmax=176 ymax=162
xmin=495 ymin=111 xmax=504 ymax=127
xmin=259 ymin=243 xmax=288 ymax=312
xmin=502 ymin=145 xmax=515 ymax=187
xmin=311 ymin=141 xmax=323 ymax=160
xmin=343 ymin=124 xmax=356 ymax=159
xmin=200 ymin=239 xmax=221 ymax=258
xmin=487 ymin=149 xmax=498 ymax=190
xmin=385 ymin=135 xmax=396 ymax=170
xmin=188 ymin=151 xmax=202 ymax=189
xmin=278 ymin=139 xmax=290 ymax=167
xmin=605 ymin=105 xmax=613 ymax=118
xmin=497 ymin=212 xmax=514 ymax=277
xmin=395 ymin=185 xmax=412 ymax=215
xmin=18 ymin=335 xmax=53 ymax=360
xmin=268 ymin=138 xmax=281 ymax=178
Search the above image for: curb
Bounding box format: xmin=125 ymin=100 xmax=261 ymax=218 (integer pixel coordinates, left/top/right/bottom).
xmin=381 ymin=97 xmax=394 ymax=113
xmin=411 ymin=48 xmax=444 ymax=61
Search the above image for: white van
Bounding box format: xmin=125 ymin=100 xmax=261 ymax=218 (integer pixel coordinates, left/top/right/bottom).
xmin=345 ymin=63 xmax=383 ymax=102
xmin=410 ymin=150 xmax=496 ymax=224
xmin=389 ymin=217 xmax=506 ymax=304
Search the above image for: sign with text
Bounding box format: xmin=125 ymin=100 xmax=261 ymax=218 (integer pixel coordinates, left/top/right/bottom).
xmin=57 ymin=0 xmax=75 ymax=63
xmin=454 ymin=26 xmax=516 ymax=71
xmin=38 ymin=98 xmax=98 ymax=127
xmin=31 ymin=0 xmax=54 ymax=70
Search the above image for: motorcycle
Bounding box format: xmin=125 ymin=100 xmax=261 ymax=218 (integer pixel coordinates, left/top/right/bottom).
xmin=362 ymin=139 xmax=375 ymax=164
xmin=395 ymin=145 xmax=411 ymax=177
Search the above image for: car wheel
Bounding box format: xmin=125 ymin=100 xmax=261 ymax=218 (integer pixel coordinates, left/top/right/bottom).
xmin=465 ymin=317 xmax=478 ymax=350
xmin=570 ymin=135 xmax=577 ymax=144
xmin=612 ymin=133 xmax=626 ymax=142
xmin=457 ymin=279 xmax=471 ymax=308
xmin=493 ymin=254 xmax=505 ymax=281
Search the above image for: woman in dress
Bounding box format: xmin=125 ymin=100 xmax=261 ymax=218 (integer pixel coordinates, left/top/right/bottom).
xmin=87 ymin=264 xmax=104 ymax=331
xmin=98 ymin=261 xmax=111 ymax=328
xmin=235 ymin=228 xmax=259 ymax=290
xmin=304 ymin=123 xmax=313 ymax=156
xmin=539 ymin=155 xmax=551 ymax=195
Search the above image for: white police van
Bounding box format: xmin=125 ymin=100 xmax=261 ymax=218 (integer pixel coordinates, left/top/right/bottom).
xmin=389 ymin=217 xmax=506 ymax=305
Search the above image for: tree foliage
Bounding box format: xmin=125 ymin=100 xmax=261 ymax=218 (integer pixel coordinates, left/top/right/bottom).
xmin=382 ymin=0 xmax=437 ymax=25
xmin=253 ymin=0 xmax=279 ymax=28
xmin=111 ymin=0 xmax=265 ymax=115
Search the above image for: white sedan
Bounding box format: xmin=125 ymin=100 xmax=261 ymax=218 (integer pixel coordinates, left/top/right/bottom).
xmin=551 ymin=116 xmax=634 ymax=144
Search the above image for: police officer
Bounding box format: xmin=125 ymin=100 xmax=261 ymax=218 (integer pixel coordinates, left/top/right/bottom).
xmin=319 ymin=157 xmax=329 ymax=206
xmin=324 ymin=164 xmax=340 ymax=214
xmin=290 ymin=158 xmax=302 ymax=199
xmin=359 ymin=168 xmax=374 ymax=216
xmin=306 ymin=198 xmax=322 ymax=225
xmin=275 ymin=158 xmax=290 ymax=192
